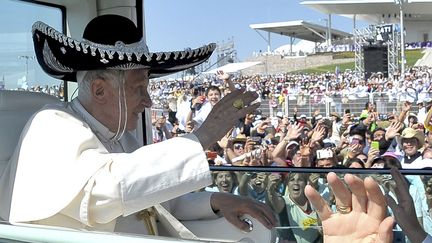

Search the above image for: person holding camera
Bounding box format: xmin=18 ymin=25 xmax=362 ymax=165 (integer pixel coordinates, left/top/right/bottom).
xmin=152 ymin=114 xmax=173 ymax=143
xmin=185 ymin=71 xmax=237 ymax=130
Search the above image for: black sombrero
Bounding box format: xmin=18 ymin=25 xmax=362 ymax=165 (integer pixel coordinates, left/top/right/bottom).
xmin=32 ymin=14 xmax=216 ymax=81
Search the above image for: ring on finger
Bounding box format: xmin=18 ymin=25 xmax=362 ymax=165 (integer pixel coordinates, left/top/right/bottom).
xmin=336 ymin=205 xmax=352 ymax=214
xmin=233 ymin=99 xmax=244 ymax=110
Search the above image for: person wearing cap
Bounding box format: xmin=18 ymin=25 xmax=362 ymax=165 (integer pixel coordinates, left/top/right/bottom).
xmin=399 ymin=127 xmax=428 ymax=168
xmin=276 ymin=111 xmax=284 ymax=120
xmin=0 ymin=15 xmax=276 ymax=235
xmin=224 ymin=134 xmax=249 ymax=165
xmin=293 ymin=113 xmax=308 ymax=128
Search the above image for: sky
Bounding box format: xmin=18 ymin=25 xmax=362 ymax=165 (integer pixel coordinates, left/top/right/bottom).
xmin=0 ymin=0 xmax=369 ymax=88
xmin=144 ymin=0 xmax=368 ymax=62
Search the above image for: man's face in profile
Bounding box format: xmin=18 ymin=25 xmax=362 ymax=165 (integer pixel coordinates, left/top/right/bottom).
xmin=106 ymin=69 xmax=152 ymax=131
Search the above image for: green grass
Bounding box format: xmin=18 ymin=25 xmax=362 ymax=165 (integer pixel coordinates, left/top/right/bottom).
xmin=292 ymin=62 xmax=355 ymax=74
xmin=291 ymin=49 xmax=425 ymax=74
xmin=405 ymin=49 xmax=424 ymax=67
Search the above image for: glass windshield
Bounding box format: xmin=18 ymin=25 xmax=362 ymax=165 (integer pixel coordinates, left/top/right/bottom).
xmin=207 ymin=167 xmax=431 ymax=243
xmin=0 ymin=0 xmax=63 ymax=99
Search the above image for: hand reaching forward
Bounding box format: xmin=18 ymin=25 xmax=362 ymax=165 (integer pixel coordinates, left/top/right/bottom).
xmin=305 ymin=172 xmax=394 ymax=243
xmin=386 ymin=168 xmax=428 ymax=243
xmin=194 ymin=89 xmax=259 ymax=150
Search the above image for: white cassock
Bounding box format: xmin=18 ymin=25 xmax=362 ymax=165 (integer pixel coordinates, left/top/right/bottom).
xmin=0 ymin=98 xmax=215 ymax=234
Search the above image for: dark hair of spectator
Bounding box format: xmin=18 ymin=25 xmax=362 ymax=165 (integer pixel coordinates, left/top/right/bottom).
xmin=211 ymin=171 xmax=238 ymax=191
xmin=205 ymin=85 xmax=221 ymax=96
xmin=365 ymin=101 xmax=376 ymax=110
xmin=287 ymin=172 xmax=309 ymax=184
xmin=378 ymin=156 xmax=402 ymax=169
xmin=372 ymin=127 xmax=386 ymax=139
xmin=344 ymin=158 xmax=366 ymax=168
xmin=349 ymin=125 xmax=367 ymax=139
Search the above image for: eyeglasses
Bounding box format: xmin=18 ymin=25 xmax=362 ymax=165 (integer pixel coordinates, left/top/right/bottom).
xmin=234 ymin=144 xmax=244 ymax=150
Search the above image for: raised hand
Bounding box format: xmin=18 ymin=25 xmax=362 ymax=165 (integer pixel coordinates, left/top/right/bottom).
xmin=285 ymin=124 xmax=302 ymax=141
xmin=216 ymin=70 xmax=230 ymax=81
xmin=194 ymin=89 xmax=259 ymax=150
xmin=311 ymin=126 xmax=326 ymax=144
xmin=385 ymin=121 xmax=403 ymax=141
xmin=402 ymin=101 xmax=412 ymax=112
xmin=305 ymin=172 xmax=394 ymax=243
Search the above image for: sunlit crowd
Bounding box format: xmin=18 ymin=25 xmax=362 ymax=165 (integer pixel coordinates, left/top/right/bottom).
xmin=151 ymin=66 xmax=432 ymax=242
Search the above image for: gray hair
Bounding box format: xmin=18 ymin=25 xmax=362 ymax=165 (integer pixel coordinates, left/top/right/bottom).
xmin=77 ymin=70 xmax=126 ymax=104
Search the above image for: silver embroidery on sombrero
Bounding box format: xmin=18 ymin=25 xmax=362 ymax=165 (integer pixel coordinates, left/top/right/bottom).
xmin=108 ymin=63 xmax=149 ymax=70
xmin=33 ymin=21 xmax=152 ymax=63
xmin=32 ymin=21 xmax=216 ymax=69
xmin=155 ymin=52 xmax=164 ymax=62
xmin=42 ymin=40 xmax=73 ymax=73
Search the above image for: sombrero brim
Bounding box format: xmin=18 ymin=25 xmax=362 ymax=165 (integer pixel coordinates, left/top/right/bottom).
xmin=32 ymin=21 xmax=215 ymax=81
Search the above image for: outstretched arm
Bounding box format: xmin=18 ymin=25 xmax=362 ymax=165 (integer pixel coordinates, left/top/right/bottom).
xmin=217 ymin=70 xmax=236 ymax=92
xmin=386 ymin=168 xmax=429 ymax=243
xmin=211 ymin=192 xmax=277 ymax=231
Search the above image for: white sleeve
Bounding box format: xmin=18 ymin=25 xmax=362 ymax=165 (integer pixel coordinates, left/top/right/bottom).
xmin=62 ymin=134 xmax=212 ymax=225
xmin=164 ymin=192 xmax=219 ymax=221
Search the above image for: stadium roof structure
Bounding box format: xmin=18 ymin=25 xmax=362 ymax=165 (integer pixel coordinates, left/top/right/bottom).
xmin=203 ymin=61 xmax=261 ymax=74
xmin=249 ymin=20 xmax=351 ymax=43
xmin=301 ymin=0 xmax=432 ymax=23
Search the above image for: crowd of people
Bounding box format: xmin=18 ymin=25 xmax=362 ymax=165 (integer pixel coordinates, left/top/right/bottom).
xmin=150 ymin=66 xmax=432 ymax=118
xmin=151 ymin=68 xmax=432 ymax=242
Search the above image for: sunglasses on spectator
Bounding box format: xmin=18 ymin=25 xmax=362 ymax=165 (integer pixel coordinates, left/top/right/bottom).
xmin=234 ymin=144 xmax=244 ymax=150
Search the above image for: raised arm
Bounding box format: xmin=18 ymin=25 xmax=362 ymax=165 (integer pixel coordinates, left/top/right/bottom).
xmin=217 ymin=70 xmax=236 ymax=92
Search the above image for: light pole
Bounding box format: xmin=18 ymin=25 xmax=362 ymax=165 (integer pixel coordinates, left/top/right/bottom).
xmin=18 ymin=55 xmax=35 ymax=81
xmin=320 ymin=18 xmax=329 ymax=47
xmin=396 ymin=0 xmax=406 ymax=77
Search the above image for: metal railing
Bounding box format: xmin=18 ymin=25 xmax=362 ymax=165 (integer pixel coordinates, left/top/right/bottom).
xmin=262 ymin=90 xmax=429 ymax=118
